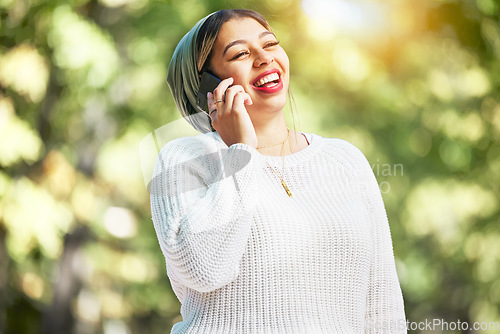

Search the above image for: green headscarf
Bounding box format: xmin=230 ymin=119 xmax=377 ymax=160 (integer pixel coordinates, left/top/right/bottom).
xmin=167 ymin=13 xmax=215 ymax=134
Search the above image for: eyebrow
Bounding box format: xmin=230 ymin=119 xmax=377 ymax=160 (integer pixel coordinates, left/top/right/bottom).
xmin=222 ymin=31 xmax=276 ymax=56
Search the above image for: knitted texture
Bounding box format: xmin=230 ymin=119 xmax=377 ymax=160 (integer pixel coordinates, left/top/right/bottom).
xmin=150 ymin=131 xmax=407 ymax=334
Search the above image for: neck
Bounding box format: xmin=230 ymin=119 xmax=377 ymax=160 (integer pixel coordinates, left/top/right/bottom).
xmin=251 ymin=112 xmax=300 ymax=156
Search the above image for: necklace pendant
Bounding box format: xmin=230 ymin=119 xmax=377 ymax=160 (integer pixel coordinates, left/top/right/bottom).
xmin=281 ymin=180 xmax=293 ymax=198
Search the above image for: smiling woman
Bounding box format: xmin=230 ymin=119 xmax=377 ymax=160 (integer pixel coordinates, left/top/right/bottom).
xmin=151 ymin=9 xmax=407 ymax=334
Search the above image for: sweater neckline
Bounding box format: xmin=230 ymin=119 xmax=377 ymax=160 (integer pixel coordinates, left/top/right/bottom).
xmin=211 ymin=131 xmax=322 ymax=168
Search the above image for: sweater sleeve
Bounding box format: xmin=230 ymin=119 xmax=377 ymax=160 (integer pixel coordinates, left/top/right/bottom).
xmin=150 ymin=136 xmax=264 ymax=296
xmin=353 ymin=148 xmax=407 ymax=333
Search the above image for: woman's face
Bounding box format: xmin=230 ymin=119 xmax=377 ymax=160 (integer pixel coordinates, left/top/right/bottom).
xmin=209 ymin=17 xmax=290 ymax=113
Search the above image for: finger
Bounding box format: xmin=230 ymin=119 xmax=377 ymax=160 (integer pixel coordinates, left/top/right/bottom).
xmin=231 ymin=91 xmax=253 ymax=109
xmin=213 ymin=77 xmax=234 ymax=101
xmin=207 ymin=93 xmax=218 ymax=122
xmin=226 ymin=85 xmax=252 ymax=105
xmin=207 ymin=91 xmax=213 ymax=105
xmin=207 ymin=92 xmax=215 ymax=116
xmin=224 ymin=85 xmax=246 ymax=112
xmin=233 ymin=91 xmax=249 ymax=112
xmin=243 ymin=93 xmax=253 ymax=105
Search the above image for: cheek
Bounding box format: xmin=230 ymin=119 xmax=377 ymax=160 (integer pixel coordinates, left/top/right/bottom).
xmin=223 ymin=67 xmax=250 ymax=86
xmin=276 ymin=50 xmax=290 ymax=79
xmin=280 ymin=52 xmax=290 ymax=72
xmin=214 ymin=63 xmax=241 ymax=78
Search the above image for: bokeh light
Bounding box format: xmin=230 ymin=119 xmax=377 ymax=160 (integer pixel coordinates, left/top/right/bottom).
xmin=1 ymin=0 xmax=499 ymax=333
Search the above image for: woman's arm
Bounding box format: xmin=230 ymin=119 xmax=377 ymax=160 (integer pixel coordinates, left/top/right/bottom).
xmin=150 ymin=136 xmax=263 ymax=294
xmin=354 ymin=148 xmax=407 ymax=334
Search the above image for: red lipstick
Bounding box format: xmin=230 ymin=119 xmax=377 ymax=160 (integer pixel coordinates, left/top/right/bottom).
xmin=252 ymin=69 xmax=283 ymax=94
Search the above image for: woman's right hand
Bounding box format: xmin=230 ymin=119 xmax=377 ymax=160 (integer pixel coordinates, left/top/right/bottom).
xmin=207 ymin=77 xmax=258 ymax=149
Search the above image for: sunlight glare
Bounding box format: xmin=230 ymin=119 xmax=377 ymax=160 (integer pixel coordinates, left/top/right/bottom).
xmin=302 ymin=0 xmax=388 ymax=36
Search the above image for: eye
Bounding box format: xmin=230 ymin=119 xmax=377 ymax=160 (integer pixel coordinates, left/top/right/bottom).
xmin=232 ymin=51 xmax=249 ymax=60
xmin=264 ymin=40 xmax=280 ymax=48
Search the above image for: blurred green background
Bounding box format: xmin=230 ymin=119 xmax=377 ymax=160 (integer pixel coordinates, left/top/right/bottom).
xmin=1 ymin=0 xmax=499 ymax=333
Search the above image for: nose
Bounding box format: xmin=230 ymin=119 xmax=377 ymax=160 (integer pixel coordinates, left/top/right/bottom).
xmin=253 ymin=50 xmax=274 ymax=67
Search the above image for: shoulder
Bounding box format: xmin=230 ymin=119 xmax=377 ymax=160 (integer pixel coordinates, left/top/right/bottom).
xmin=311 ymin=133 xmax=371 ymax=172
xmin=157 ymin=131 xmax=221 ymax=164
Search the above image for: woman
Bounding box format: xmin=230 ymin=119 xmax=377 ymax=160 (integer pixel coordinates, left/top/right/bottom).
xmin=151 ymin=9 xmax=407 ymax=333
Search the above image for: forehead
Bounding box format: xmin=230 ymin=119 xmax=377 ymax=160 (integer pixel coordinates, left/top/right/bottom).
xmin=216 ymin=17 xmax=270 ymax=45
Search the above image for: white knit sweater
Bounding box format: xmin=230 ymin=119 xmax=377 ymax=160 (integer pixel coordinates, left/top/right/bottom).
xmin=150 ymin=131 xmax=407 ymax=334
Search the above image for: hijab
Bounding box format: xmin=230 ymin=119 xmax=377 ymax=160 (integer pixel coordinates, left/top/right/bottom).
xmin=166 ymin=13 xmax=215 ymax=134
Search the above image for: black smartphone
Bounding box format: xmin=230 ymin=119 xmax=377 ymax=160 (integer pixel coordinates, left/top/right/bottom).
xmin=197 ymin=72 xmax=221 ymax=114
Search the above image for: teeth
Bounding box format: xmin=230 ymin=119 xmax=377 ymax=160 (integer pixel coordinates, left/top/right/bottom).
xmin=255 ymin=72 xmax=279 ymax=87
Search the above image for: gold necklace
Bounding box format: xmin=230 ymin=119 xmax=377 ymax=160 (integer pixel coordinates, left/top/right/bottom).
xmin=259 ymin=129 xmax=293 ymax=198
xmin=257 ymin=139 xmax=284 ymax=149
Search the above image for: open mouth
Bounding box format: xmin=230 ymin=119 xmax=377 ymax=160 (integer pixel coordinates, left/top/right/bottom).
xmin=252 ymin=70 xmax=283 ymax=93
xmin=253 ymin=72 xmax=280 ymax=88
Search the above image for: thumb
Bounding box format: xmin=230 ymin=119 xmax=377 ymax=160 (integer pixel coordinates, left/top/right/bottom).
xmin=243 ymin=93 xmax=253 ymax=105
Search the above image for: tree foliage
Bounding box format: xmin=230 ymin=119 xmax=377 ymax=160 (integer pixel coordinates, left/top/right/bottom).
xmin=0 ymin=0 xmax=499 ymax=333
